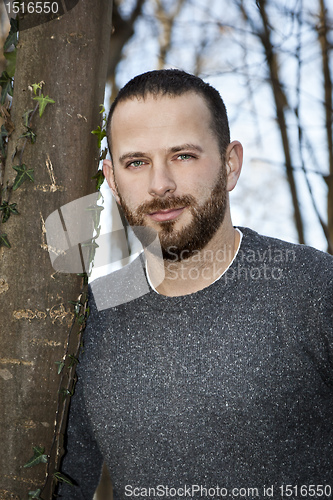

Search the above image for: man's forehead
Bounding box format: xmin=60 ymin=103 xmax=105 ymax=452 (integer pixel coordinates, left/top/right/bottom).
xmin=111 ymin=91 xmax=210 ymax=122
xmin=108 ymin=91 xmax=217 ymax=160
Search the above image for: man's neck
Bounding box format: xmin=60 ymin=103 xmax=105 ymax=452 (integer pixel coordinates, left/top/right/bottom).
xmin=146 ymin=222 xmax=240 ymax=297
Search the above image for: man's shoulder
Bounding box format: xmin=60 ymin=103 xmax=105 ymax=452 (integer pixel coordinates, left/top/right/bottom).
xmin=239 ymin=226 xmax=333 ymax=284
xmin=88 ymin=252 xmax=150 ymax=312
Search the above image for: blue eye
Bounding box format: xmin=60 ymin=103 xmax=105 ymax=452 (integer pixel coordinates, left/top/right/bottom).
xmin=128 ymin=160 xmax=145 ymax=168
xmin=178 ymin=154 xmax=193 ymax=160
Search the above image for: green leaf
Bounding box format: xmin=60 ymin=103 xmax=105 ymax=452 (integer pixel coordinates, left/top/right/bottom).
xmin=22 ymin=109 xmax=34 ymax=127
xmin=91 ymin=126 xmax=106 ymax=148
xmin=60 ymin=387 xmax=73 ymax=399
xmin=0 ymin=71 xmax=13 ymax=104
xmin=68 ymin=355 xmax=79 ymax=368
xmin=69 ymin=300 xmax=82 ymax=315
xmin=20 ymin=126 xmax=37 ymax=144
xmin=53 ymin=471 xmax=74 ymax=486
xmin=86 ymin=203 xmax=104 ymax=228
xmin=31 ymin=83 xmax=42 ymax=95
xmin=28 ymin=489 xmax=41 ymax=499
xmin=55 ymin=361 xmax=65 ymax=374
xmin=99 ymin=148 xmax=108 ymax=161
xmin=0 ymin=233 xmax=11 ymax=248
xmin=81 ymin=240 xmax=99 ymax=249
xmin=0 ymin=125 xmax=8 ymax=156
xmin=24 ymin=447 xmax=48 ymax=468
xmin=12 ymin=164 xmax=34 ymax=190
xmin=4 ymin=49 xmax=16 ymax=78
xmin=33 ymin=94 xmax=55 ymax=117
xmin=0 ymin=201 xmax=19 ymax=223
xmin=4 ymin=18 xmax=19 ymax=51
xmin=92 ymin=169 xmax=105 ymax=190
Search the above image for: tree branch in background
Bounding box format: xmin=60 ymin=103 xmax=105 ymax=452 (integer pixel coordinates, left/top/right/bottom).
xmin=107 ymin=0 xmax=147 ymax=101
xmin=156 ymin=0 xmax=186 ymax=69
xmin=255 ymin=0 xmax=305 ymax=244
xmin=317 ymin=0 xmax=333 ymax=251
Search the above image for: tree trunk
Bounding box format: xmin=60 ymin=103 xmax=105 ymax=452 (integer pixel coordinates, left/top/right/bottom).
xmin=256 ymin=0 xmax=305 ymax=245
xmin=0 ymin=0 xmax=112 ymax=498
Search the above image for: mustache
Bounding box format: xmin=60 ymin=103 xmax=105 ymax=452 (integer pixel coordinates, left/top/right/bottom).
xmin=135 ymin=195 xmax=196 ymax=216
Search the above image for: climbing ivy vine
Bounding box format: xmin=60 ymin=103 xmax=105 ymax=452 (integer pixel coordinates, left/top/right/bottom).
xmin=0 ymin=19 xmax=55 ymax=251
xmin=0 ymin=13 xmax=108 ymax=496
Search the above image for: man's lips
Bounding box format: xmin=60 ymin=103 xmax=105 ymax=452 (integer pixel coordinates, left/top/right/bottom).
xmin=148 ymin=207 xmax=185 ymax=222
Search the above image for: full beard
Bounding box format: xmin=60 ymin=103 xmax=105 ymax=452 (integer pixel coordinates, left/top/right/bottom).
xmin=117 ymin=165 xmax=228 ymax=262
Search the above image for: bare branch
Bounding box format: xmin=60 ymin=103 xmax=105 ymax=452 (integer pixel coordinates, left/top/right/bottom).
xmin=155 ymin=0 xmax=187 ymax=69
xmin=253 ymin=0 xmax=306 ymax=244
xmin=317 ymin=0 xmax=333 ymax=251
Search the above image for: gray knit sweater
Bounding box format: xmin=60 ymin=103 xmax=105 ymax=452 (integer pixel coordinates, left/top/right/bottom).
xmin=58 ymin=228 xmax=333 ymax=499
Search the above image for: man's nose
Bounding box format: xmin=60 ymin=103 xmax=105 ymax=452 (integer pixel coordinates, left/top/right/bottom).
xmin=148 ymin=162 xmax=176 ymax=197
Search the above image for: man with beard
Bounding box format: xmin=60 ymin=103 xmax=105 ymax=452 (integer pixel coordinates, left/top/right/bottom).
xmin=58 ymin=70 xmax=333 ymax=499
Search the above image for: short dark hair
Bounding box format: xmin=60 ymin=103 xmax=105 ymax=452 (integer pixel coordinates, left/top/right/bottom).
xmin=106 ymin=69 xmax=230 ymax=161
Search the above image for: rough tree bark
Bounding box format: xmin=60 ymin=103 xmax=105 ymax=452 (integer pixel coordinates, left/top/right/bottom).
xmin=0 ymin=0 xmax=112 ymax=498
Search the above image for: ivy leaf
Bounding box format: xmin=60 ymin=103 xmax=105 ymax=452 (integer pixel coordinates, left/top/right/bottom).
xmin=68 ymin=354 xmax=79 ymax=368
xmin=86 ymin=203 xmax=104 ymax=228
xmin=92 ymin=169 xmax=105 ymax=190
xmin=60 ymin=388 xmax=73 ymax=399
xmin=99 ymin=147 xmax=108 ymax=161
xmin=0 ymin=125 xmax=8 ymax=156
xmin=22 ymin=109 xmax=34 ymax=127
xmin=69 ymin=300 xmax=82 ymax=315
xmin=81 ymin=240 xmax=99 ymax=250
xmin=53 ymin=471 xmax=74 ymax=486
xmin=33 ymin=94 xmax=55 ymax=117
xmin=12 ymin=164 xmax=34 ymax=190
xmin=24 ymin=446 xmax=48 ymax=468
xmin=4 ymin=49 xmax=17 ymax=78
xmin=0 ymin=233 xmax=11 ymax=248
xmin=0 ymin=71 xmax=13 ymax=104
xmin=0 ymin=201 xmax=19 ymax=223
xmin=91 ymin=126 xmax=106 ymax=148
xmin=31 ymin=83 xmax=42 ymax=95
xmin=4 ymin=18 xmax=19 ymax=51
xmin=55 ymin=361 xmax=65 ymax=374
xmin=20 ymin=126 xmax=37 ymax=144
xmin=28 ymin=489 xmax=41 ymax=499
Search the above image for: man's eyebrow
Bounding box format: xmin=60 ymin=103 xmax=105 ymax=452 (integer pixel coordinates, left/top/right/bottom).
xmin=169 ymin=144 xmax=203 ymax=154
xmin=118 ymin=152 xmax=147 ymax=164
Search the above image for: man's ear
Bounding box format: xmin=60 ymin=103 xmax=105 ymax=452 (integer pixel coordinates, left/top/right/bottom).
xmin=225 ymin=140 xmax=243 ymax=192
xmin=103 ymin=159 xmax=121 ymax=204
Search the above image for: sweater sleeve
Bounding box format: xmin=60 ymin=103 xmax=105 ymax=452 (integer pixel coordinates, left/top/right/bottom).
xmin=57 ymin=284 xmax=105 ymax=499
xmin=56 ymin=371 xmax=104 ymax=499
